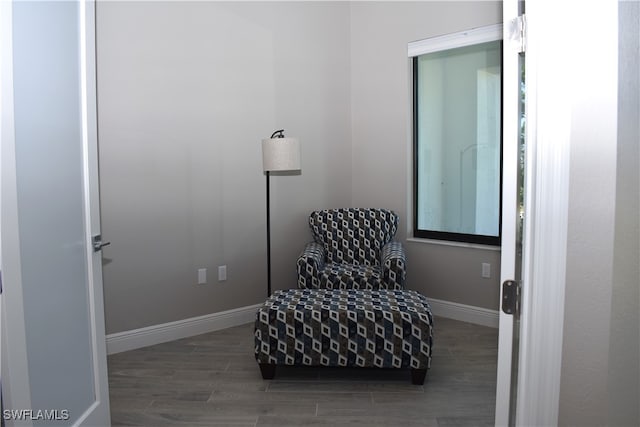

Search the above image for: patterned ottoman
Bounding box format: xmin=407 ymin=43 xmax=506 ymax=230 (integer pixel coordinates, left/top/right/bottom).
xmin=254 ymin=288 xmax=433 ymax=384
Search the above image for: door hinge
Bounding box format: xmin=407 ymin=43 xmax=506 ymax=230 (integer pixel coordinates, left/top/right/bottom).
xmin=516 ymin=14 xmax=526 ymax=54
xmin=509 ymin=14 xmax=526 ymax=54
xmin=501 ymin=280 xmax=521 ymax=316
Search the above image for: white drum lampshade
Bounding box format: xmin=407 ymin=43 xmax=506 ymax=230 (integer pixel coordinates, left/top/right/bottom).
xmin=262 ymin=137 xmax=301 ymax=172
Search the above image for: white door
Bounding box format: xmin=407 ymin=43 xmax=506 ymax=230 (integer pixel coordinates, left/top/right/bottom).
xmin=495 ymin=0 xmax=526 ymax=425
xmin=1 ymin=1 xmax=110 ymax=426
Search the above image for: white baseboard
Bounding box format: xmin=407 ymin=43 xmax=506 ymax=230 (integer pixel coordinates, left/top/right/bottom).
xmin=106 ymin=303 xmax=262 ymax=354
xmin=106 ymin=298 xmax=497 ymax=355
xmin=427 ymin=297 xmax=499 ymax=328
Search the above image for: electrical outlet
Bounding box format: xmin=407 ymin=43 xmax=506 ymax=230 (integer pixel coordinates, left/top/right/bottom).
xmin=197 ymin=268 xmax=207 ymax=284
xmin=481 ymin=263 xmax=491 ymax=279
xmin=218 ymin=265 xmax=227 ymax=282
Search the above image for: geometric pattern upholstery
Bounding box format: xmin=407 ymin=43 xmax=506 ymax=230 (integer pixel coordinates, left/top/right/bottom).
xmin=297 ymin=208 xmax=407 ymax=290
xmin=254 ymin=288 xmax=433 ymax=371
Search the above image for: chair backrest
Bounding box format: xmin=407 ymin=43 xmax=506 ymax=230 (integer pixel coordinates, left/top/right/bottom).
xmin=309 ymin=208 xmax=399 ymax=266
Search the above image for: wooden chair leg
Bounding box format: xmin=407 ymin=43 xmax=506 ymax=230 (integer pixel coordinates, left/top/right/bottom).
xmin=259 ymin=363 xmax=276 ymax=379
xmin=411 ymin=368 xmax=427 ymax=385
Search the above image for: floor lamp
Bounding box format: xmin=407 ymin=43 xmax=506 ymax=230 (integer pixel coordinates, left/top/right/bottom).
xmin=262 ymin=129 xmax=301 ymax=297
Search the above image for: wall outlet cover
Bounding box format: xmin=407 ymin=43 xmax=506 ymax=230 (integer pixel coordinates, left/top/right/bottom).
xmin=197 ymin=268 xmax=207 ymax=284
xmin=218 ymin=265 xmax=227 ymax=282
xmin=481 ymin=263 xmax=491 ymax=279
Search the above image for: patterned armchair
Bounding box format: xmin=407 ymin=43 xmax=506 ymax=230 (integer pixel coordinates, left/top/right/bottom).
xmin=296 ymin=208 xmax=407 ymax=290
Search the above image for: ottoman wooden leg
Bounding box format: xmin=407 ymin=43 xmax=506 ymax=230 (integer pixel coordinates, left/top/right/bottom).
xmin=411 ymin=368 xmax=427 ymax=385
xmin=259 ymin=363 xmax=276 ymax=380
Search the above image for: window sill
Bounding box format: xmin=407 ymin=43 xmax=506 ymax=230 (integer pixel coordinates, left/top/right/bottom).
xmin=405 ymin=237 xmax=501 ymax=252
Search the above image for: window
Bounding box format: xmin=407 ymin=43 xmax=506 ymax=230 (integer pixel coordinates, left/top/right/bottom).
xmin=410 ymin=26 xmax=502 ymax=246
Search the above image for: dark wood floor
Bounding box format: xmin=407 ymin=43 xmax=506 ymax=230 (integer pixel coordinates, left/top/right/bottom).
xmin=108 ymin=316 xmax=498 ymax=426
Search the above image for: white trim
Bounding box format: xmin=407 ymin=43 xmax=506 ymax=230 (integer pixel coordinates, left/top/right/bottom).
xmin=106 ymin=304 xmax=262 ymax=354
xmin=514 ymin=1 xmax=618 ymax=425
xmin=79 ymin=2 xmax=112 ymax=425
xmin=406 ymin=237 xmax=501 ymax=252
xmin=495 ymin=1 xmax=520 ymax=425
xmin=408 ymin=23 xmax=502 ymax=58
xmin=427 ymin=297 xmax=499 ymax=329
xmin=108 ymin=299 xmax=497 ymax=354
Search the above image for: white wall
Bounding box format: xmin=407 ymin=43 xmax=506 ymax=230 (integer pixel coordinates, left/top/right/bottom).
xmin=608 ymin=3 xmax=640 ymax=423
xmin=558 ymin=1 xmax=639 ymax=425
xmin=349 ymin=1 xmax=502 ymax=309
xmin=97 ymin=1 xmax=352 ymax=334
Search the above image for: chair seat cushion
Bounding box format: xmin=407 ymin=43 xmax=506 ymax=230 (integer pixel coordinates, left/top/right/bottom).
xmin=319 ymin=263 xmax=382 ymax=289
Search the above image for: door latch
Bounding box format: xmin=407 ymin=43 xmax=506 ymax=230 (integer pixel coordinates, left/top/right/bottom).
xmin=501 ymin=280 xmax=520 ymax=315
xmin=92 ymin=234 xmax=111 ymax=252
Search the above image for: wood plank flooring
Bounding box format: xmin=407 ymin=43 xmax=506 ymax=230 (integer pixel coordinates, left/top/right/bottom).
xmin=108 ymin=316 xmax=498 ymax=426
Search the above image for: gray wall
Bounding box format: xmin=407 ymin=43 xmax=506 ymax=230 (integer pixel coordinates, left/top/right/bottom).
xmin=97 ymin=1 xmax=352 ymax=334
xmin=558 ymin=1 xmax=640 ymax=425
xmin=97 ymin=1 xmax=503 ymax=335
xmin=349 ymin=1 xmax=502 ymax=309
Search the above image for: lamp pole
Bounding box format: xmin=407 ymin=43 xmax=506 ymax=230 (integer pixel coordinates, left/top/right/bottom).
xmin=266 ymin=170 xmax=271 ymax=297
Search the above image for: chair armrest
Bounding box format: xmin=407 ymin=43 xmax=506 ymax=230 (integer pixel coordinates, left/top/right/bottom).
xmin=381 ymin=241 xmax=407 ymax=289
xmin=296 ymin=242 xmax=326 ymax=289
